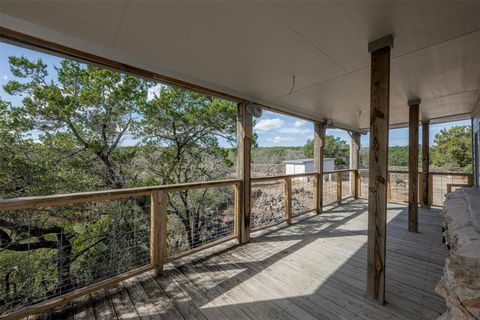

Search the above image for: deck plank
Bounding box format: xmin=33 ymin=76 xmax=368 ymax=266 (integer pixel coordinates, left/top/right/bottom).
xmin=34 ymin=200 xmax=447 ymax=320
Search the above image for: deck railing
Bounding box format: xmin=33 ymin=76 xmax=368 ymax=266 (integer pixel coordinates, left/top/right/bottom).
xmin=357 ymin=169 xmax=473 ymax=207
xmin=0 ymin=169 xmax=472 ymax=318
xmin=0 ymin=179 xmax=241 ymax=319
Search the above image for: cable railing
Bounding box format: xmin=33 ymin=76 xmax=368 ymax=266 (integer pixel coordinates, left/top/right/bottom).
xmin=0 ymin=168 xmax=472 ymax=318
xmin=250 ymin=172 xmax=318 ymax=231
xmin=0 ymin=179 xmax=241 ymax=319
xmin=357 ymin=169 xmax=473 ymax=206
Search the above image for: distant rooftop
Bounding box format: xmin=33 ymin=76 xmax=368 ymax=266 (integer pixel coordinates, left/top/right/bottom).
xmin=282 ymin=158 xmax=334 ymax=164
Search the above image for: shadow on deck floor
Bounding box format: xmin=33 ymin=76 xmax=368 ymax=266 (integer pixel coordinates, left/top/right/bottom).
xmin=35 ymin=199 xmax=447 ymax=320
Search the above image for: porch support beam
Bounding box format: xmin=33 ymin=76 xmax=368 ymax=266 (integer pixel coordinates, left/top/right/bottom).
xmin=366 ymin=35 xmax=393 ymax=305
xmin=237 ymin=102 xmax=252 ymax=244
xmin=350 ymin=132 xmax=361 ymax=199
xmin=314 ymin=122 xmax=326 ymax=214
xmin=408 ymin=99 xmax=421 ymax=232
xmin=422 ymin=121 xmax=430 ymax=207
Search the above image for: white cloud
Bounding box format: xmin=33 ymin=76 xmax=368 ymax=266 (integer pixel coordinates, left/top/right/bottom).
xmin=278 ymin=127 xmax=311 ymax=134
xmin=2 ymin=75 xmax=7 ymax=81
xmin=268 ymin=136 xmax=295 ymax=144
xmin=293 ymin=120 xmax=307 ymax=128
xmin=254 ymin=118 xmax=284 ymax=132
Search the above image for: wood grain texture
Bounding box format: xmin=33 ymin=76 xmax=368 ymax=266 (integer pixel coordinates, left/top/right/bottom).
xmin=314 ymin=122 xmax=326 ymax=213
xmin=367 ymin=44 xmax=391 ymax=305
xmin=237 ymin=103 xmax=252 ymax=244
xmin=350 ymin=133 xmax=361 ymax=199
xmin=422 ymin=121 xmax=430 ymax=207
xmin=30 ymin=200 xmax=448 ymax=320
xmin=285 ymin=177 xmax=292 ymax=225
xmin=408 ymin=103 xmax=419 ymax=232
xmin=336 ymin=172 xmax=342 ymax=205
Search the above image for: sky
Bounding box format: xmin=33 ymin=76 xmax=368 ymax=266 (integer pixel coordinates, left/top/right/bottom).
xmin=0 ymin=41 xmax=471 ymax=148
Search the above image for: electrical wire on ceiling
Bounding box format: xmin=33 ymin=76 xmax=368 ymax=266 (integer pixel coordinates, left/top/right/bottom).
xmin=288 ymin=75 xmax=296 ymax=95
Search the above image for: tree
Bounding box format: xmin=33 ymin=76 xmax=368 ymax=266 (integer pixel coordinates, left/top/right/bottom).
xmin=0 ymin=54 xmax=239 ymax=312
xmin=3 ymin=57 xmax=150 ymax=191
xmin=139 ymin=86 xmax=237 ymax=250
xmin=303 ymin=135 xmax=350 ymax=168
xmin=1 ymin=56 xmax=152 ymax=307
xmin=388 ymin=146 xmax=408 ymax=167
xmin=431 ymin=125 xmax=472 ymax=171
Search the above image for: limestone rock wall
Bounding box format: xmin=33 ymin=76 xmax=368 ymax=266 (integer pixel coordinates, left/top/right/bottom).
xmin=436 ymin=188 xmax=480 ymax=320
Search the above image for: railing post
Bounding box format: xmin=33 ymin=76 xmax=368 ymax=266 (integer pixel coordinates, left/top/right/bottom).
xmin=285 ymin=177 xmax=292 ymax=225
xmin=313 ymin=173 xmax=320 ymax=213
xmin=428 ymin=173 xmax=433 ymax=207
xmin=234 ymin=182 xmax=242 ymax=243
xmin=467 ymin=174 xmax=473 ymax=186
xmin=353 ymin=170 xmax=359 ymax=199
xmin=151 ymin=190 xmax=168 ymax=276
xmin=336 ymin=172 xmax=342 ymax=204
xmin=387 ymin=173 xmax=392 ymax=202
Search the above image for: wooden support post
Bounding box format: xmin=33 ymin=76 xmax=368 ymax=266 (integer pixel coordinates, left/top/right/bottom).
xmin=314 ymin=122 xmax=326 ymax=213
xmin=285 ymin=177 xmax=292 ymax=225
xmin=237 ymin=102 xmax=252 ymax=244
xmin=366 ymin=35 xmax=393 ymax=305
xmin=151 ymin=190 xmax=168 ymax=276
xmin=336 ymin=172 xmax=342 ymax=204
xmin=351 ymin=132 xmax=361 ymax=199
xmin=408 ymin=99 xmax=420 ymax=232
xmin=422 ymin=121 xmax=430 ymax=208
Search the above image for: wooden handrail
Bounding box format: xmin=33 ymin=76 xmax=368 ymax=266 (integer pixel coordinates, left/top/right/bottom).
xmin=0 ymin=178 xmax=242 ymax=319
xmin=251 ymin=172 xmax=317 ymax=182
xmin=0 ymin=179 xmax=242 ymax=211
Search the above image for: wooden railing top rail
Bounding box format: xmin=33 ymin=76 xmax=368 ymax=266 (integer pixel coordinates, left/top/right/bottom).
xmin=251 ymin=169 xmax=356 ymax=182
xmin=357 ymin=168 xmax=472 ymax=177
xmin=323 ymin=169 xmax=355 ymax=174
xmin=251 ymin=172 xmax=317 ymax=182
xmin=0 ymin=178 xmax=241 ymax=211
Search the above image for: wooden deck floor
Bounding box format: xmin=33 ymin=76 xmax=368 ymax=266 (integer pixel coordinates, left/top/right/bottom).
xmin=38 ymin=199 xmax=448 ymax=320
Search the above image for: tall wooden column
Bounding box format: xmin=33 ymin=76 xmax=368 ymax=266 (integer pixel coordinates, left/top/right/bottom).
xmin=422 ymin=121 xmax=430 ymax=207
xmin=350 ymin=132 xmax=361 ymax=198
xmin=314 ymin=122 xmax=326 ymax=214
xmin=408 ymin=99 xmax=420 ymax=232
xmin=237 ymin=102 xmax=252 ymax=244
xmin=366 ymin=35 xmax=393 ymax=305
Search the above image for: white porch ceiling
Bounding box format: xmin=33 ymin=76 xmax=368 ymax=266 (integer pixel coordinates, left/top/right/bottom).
xmin=1 ymin=1 xmax=479 ymax=130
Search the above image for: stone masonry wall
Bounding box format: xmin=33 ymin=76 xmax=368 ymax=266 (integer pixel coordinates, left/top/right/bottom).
xmin=435 ymin=188 xmax=480 ymax=320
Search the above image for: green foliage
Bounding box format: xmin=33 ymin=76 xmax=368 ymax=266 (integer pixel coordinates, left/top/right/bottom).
xmin=0 ymin=54 xmax=238 ymax=313
xmin=139 ymin=86 xmax=237 ymax=184
xmin=431 ymin=125 xmax=472 ymax=171
xmin=388 ymin=146 xmax=409 ymax=167
xmin=303 ymin=135 xmax=350 ymax=167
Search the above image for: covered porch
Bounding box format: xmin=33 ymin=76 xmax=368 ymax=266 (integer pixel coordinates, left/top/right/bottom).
xmin=1 ymin=2 xmax=479 ymax=319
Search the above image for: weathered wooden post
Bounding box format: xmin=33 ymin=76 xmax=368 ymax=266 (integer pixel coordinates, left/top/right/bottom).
xmin=408 ymin=99 xmax=421 ymax=232
xmin=237 ymin=102 xmax=252 ymax=244
xmin=366 ymin=35 xmax=393 ymax=305
xmin=151 ymin=190 xmax=168 ymax=276
xmin=422 ymin=121 xmax=430 ymax=207
xmin=336 ymin=172 xmax=342 ymax=204
xmin=350 ymin=132 xmax=361 ymax=199
xmin=285 ymin=177 xmax=292 ymax=225
xmin=313 ymin=122 xmax=326 ymax=214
